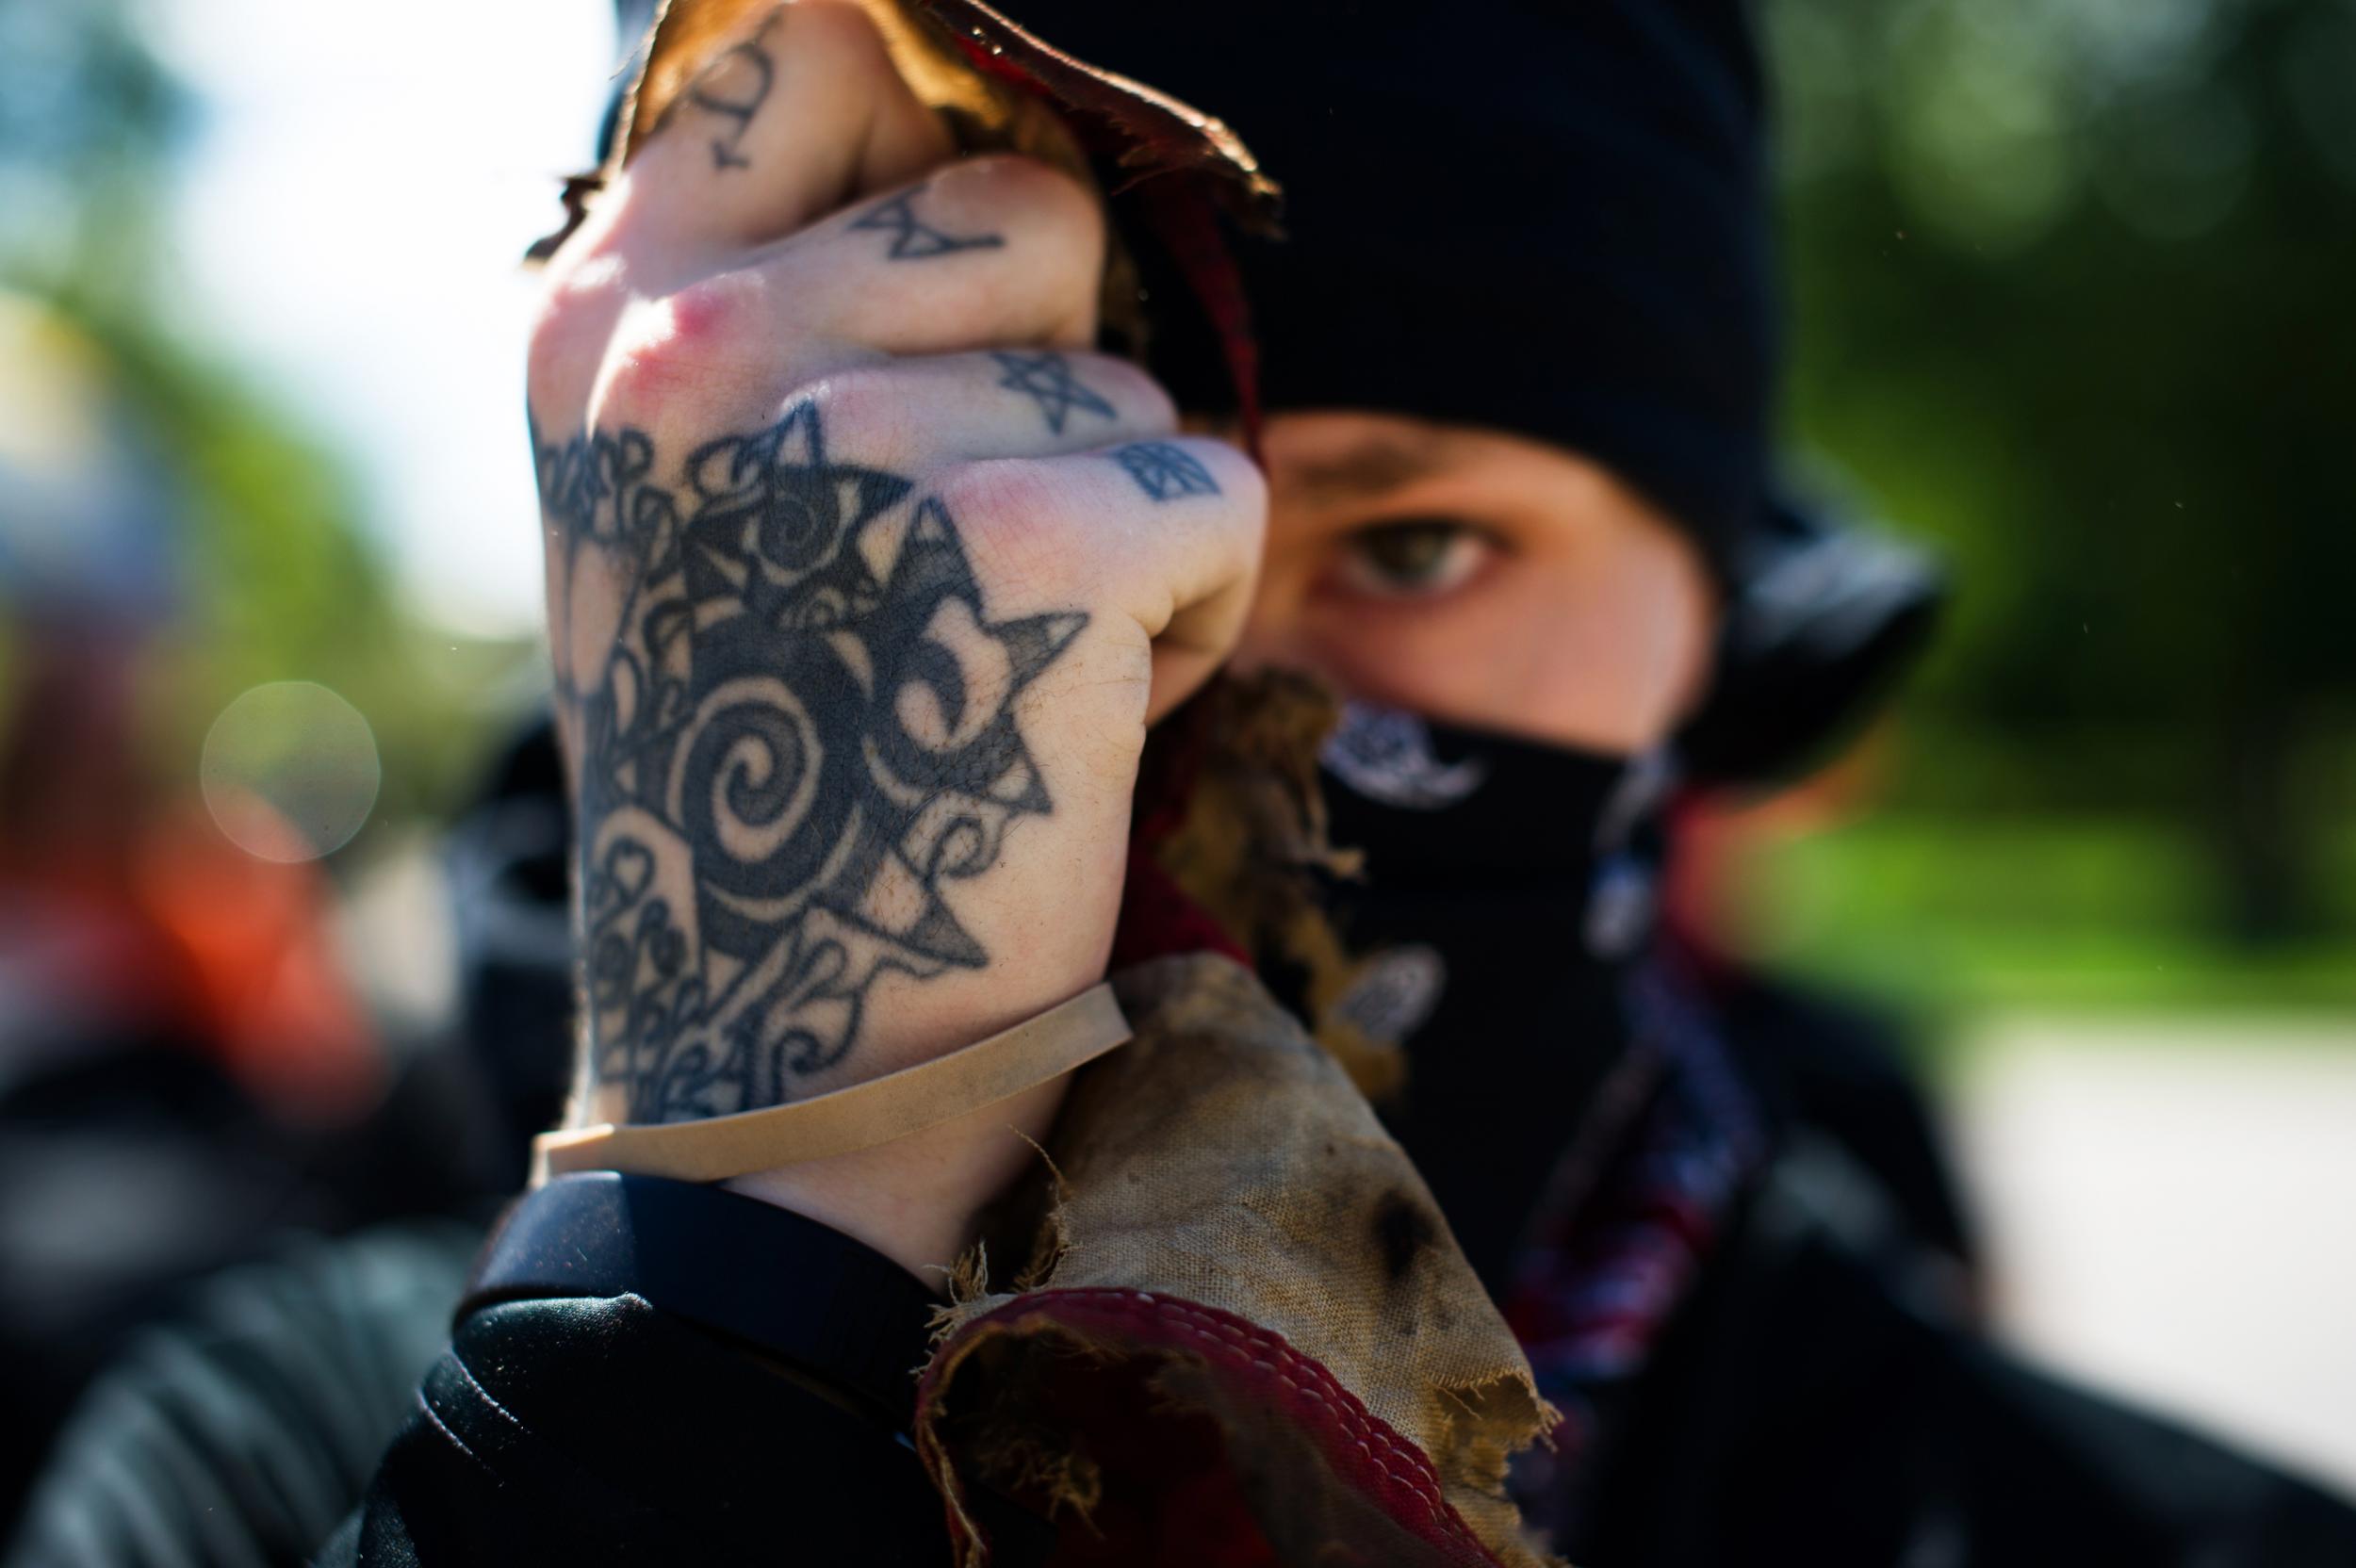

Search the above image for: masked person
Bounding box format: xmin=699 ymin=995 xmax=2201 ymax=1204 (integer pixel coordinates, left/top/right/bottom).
xmin=30 ymin=2 xmax=2356 ymax=1566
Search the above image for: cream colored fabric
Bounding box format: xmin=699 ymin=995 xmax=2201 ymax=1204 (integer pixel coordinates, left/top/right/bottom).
xmin=941 ymin=955 xmax=1560 ymax=1567
xmin=532 ymin=983 xmax=1129 ymax=1184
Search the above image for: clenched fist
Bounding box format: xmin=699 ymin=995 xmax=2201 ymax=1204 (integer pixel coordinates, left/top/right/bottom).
xmin=525 ymin=0 xmax=1264 ymax=1265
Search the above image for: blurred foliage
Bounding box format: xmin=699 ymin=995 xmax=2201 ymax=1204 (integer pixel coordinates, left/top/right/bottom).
xmin=0 ymin=0 xmax=182 ymax=309
xmin=1768 ymin=0 xmax=2356 ymax=945
xmin=90 ymin=318 xmax=524 ymax=828
xmin=0 ymin=0 xmax=518 ymax=844
xmin=1733 ymin=813 xmax=2356 ymax=1025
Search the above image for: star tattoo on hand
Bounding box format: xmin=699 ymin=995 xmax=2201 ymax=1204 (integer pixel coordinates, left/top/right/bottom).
xmin=990 ymin=351 xmax=1117 ymax=435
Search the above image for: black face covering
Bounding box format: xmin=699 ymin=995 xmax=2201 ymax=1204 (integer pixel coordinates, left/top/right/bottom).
xmin=1312 ymin=705 xmax=1675 ymax=1295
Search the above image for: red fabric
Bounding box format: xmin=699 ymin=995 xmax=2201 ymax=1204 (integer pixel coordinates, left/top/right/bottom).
xmin=920 ymin=1288 xmax=1513 ymax=1567
xmin=1111 ymin=847 xmax=1249 ymax=971
xmin=1109 ymin=694 xmax=1246 ymax=968
xmin=1127 ymin=174 xmax=1264 ymax=452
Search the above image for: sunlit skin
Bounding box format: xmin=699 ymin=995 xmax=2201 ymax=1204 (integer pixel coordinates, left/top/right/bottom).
xmin=1237 ymin=411 xmax=1721 ymax=752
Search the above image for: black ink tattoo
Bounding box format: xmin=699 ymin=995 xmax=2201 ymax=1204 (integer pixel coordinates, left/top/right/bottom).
xmin=532 ymin=414 xmax=681 ymax=714
xmin=534 ymin=401 xmax=1087 ymax=1121
xmin=684 ymin=18 xmax=777 ymax=171
xmin=848 ymin=189 xmax=1006 ymax=261
xmin=990 ymin=351 xmax=1116 ymax=435
xmin=1112 ymin=442 xmax=1221 ymax=501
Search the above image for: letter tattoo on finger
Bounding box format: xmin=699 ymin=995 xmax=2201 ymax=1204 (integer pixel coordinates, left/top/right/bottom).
xmin=684 ymin=16 xmax=779 ymax=171
xmin=1111 ymin=442 xmax=1221 ymax=501
xmin=546 ymin=401 xmax=1088 ymax=1122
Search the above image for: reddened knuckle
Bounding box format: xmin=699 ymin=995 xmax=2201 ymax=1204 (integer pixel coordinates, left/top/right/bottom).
xmin=939 ymin=456 xmax=1056 ymax=527
xmin=594 ymin=345 xmax=692 ymax=433
xmin=659 ymin=272 xmax=748 ymax=348
xmin=591 ymin=276 xmax=773 ymax=425
xmin=939 ymin=459 xmax=1072 ymax=584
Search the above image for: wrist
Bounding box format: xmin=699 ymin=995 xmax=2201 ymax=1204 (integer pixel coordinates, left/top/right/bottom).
xmin=722 ymin=1070 xmax=1072 ymax=1277
xmin=558 ymin=969 xmax=1123 ymax=1276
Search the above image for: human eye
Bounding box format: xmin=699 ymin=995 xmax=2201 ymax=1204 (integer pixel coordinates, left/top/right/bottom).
xmin=1331 ymin=517 xmax=1498 ymax=599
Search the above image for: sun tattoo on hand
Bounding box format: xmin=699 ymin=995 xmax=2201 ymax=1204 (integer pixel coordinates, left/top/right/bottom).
xmin=534 ymin=402 xmax=1087 ymax=1121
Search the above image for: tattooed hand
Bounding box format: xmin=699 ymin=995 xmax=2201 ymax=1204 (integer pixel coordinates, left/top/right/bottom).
xmin=526 ymin=2 xmax=1264 ymax=1266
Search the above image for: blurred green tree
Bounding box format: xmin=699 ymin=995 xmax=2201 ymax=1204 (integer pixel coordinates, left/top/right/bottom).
xmin=1771 ymin=0 xmax=2356 ymax=942
xmin=0 ymin=0 xmax=504 ymax=834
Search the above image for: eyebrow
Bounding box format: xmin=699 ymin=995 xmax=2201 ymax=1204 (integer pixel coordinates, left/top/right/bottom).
xmin=1281 ymin=429 xmax=1464 ymax=510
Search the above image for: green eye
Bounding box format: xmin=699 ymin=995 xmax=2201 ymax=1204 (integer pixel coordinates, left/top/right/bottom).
xmin=1336 ymin=519 xmax=1491 ymax=597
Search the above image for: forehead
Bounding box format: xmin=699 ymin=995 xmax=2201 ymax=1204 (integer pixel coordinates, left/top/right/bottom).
xmin=1261 ymin=410 xmax=1651 ymax=532
xmin=1259 ymin=411 xmax=1489 ymax=510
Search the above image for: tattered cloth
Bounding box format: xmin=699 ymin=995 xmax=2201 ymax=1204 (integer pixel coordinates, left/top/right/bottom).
xmin=918 ymin=955 xmax=1560 ymax=1567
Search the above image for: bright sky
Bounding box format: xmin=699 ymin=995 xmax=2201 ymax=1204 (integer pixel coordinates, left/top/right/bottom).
xmin=147 ymin=0 xmax=618 ymax=638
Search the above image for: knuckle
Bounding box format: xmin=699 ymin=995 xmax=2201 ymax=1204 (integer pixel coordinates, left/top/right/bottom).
xmin=590 ymin=274 xmax=779 ymax=426
xmin=1185 ymin=438 xmax=1270 ymax=520
xmin=526 ymin=259 xmax=627 ymax=403
xmin=1220 ymin=446 xmax=1273 ymax=519
xmin=936 ymin=458 xmax=1075 ymax=592
xmin=798 ymin=365 xmax=916 ymax=463
xmin=941 ymin=153 xmax=1104 ymax=266
xmin=657 ymin=270 xmax=755 ymax=350
xmin=1086 ymin=356 xmax=1179 ymax=429
xmin=779 ymin=0 xmax=894 ymax=79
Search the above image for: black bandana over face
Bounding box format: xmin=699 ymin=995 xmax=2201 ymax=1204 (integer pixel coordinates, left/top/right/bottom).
xmin=1311 ymin=704 xmax=1675 ymax=1295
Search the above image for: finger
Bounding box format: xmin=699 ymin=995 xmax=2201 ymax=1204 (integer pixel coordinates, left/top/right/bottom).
xmin=1100 ymin=439 xmax=1270 ymax=722
xmin=938 ymin=437 xmax=1268 ymax=723
xmin=615 ymin=0 xmax=952 ymax=266
xmin=774 ymin=352 xmax=1177 ymax=474
xmin=646 ymin=156 xmax=1104 ymax=391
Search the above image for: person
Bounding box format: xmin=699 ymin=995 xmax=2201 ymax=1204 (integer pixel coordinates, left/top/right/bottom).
xmin=25 ymin=1 xmax=2356 ymax=1563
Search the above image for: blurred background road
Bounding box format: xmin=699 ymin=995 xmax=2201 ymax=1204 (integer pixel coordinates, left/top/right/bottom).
xmin=1958 ymin=1016 xmax=2356 ymax=1490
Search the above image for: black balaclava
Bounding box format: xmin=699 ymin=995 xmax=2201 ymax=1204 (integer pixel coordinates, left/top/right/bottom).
xmin=1315 ymin=706 xmax=1675 ymax=1290
xmin=993 ymin=0 xmax=1781 ymax=1283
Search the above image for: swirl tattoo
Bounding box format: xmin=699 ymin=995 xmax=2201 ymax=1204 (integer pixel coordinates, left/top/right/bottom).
xmin=534 ymin=401 xmax=1087 ymax=1121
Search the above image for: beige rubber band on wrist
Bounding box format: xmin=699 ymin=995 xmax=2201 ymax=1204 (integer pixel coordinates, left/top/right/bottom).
xmin=531 ymin=983 xmax=1130 ymax=1186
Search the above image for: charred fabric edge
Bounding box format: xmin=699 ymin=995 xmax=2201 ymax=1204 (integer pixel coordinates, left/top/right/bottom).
xmin=922 ymin=0 xmax=1277 ymax=446
xmin=914 ymin=1289 xmax=1524 ymax=1568
xmin=526 ymin=0 xmax=1279 ymax=255
xmin=915 ymin=0 xmax=1279 ymax=229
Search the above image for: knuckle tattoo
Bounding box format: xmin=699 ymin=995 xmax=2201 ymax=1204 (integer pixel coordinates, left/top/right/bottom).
xmin=1110 ymin=441 xmax=1223 ymax=502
